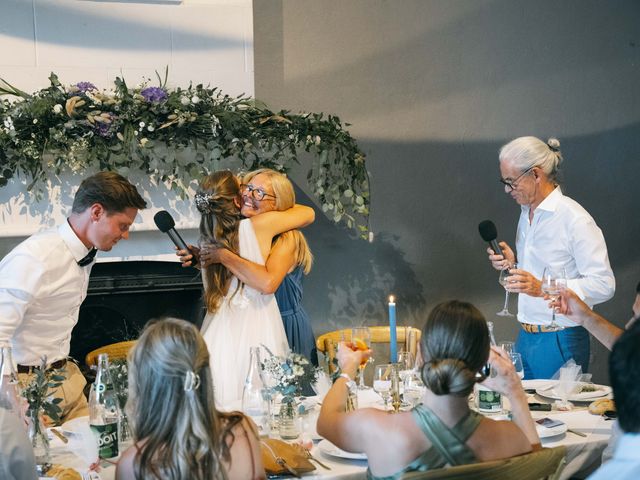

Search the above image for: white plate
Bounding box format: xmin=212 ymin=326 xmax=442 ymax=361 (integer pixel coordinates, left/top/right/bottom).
xmin=317 ymin=439 xmax=367 ymax=460
xmin=536 ymin=384 xmax=612 ymax=402
xmin=60 ymin=415 xmax=90 ymax=439
xmin=536 ymin=421 xmax=568 ymax=439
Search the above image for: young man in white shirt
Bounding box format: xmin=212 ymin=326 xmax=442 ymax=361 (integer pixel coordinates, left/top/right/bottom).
xmin=0 ymin=171 xmax=146 ymax=423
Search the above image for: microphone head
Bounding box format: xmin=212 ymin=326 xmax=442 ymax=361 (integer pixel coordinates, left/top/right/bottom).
xmin=154 ymin=210 xmax=176 ymax=233
xmin=478 ymin=220 xmax=498 ymax=242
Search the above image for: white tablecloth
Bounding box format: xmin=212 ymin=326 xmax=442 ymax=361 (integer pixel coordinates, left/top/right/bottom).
xmin=47 ymin=381 xmax=612 ymax=480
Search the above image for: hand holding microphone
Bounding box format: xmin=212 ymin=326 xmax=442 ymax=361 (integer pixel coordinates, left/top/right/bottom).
xmin=478 ymin=220 xmax=515 ymax=270
xmin=154 ymin=210 xmax=198 ymax=267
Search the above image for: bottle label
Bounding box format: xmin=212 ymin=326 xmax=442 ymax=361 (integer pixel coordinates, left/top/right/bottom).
xmin=90 ymin=422 xmax=119 ymax=458
xmin=477 ymin=389 xmax=502 ymax=412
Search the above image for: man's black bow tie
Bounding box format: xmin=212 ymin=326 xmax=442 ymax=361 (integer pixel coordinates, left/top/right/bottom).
xmin=77 ymin=248 xmax=97 ymax=267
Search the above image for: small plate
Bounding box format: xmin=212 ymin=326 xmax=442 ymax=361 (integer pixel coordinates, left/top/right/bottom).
xmin=536 ymin=422 xmax=568 ymax=439
xmin=317 ymin=439 xmax=367 ymax=460
xmin=536 ymin=384 xmax=612 ymax=402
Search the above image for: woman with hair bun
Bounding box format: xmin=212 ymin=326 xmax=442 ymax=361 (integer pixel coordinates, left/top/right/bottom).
xmin=487 ymin=136 xmax=615 ymax=379
xmin=116 ymin=317 xmax=266 ymax=480
xmin=317 ymin=300 xmax=539 ymax=479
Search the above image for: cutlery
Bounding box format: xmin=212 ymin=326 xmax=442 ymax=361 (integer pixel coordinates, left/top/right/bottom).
xmin=51 ymin=428 xmax=68 ymax=444
xmin=304 ymin=448 xmax=331 ymax=470
xmin=567 ymin=428 xmax=587 ymax=437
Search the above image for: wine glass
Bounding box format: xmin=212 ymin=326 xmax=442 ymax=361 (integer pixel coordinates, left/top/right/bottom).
xmin=497 ymin=263 xmax=517 ymax=317
xmin=510 ymin=352 xmax=524 ymax=380
xmin=351 ymin=327 xmax=372 ymax=389
xmin=541 ymin=266 xmax=567 ymax=331
xmin=373 ymin=364 xmax=393 ymax=410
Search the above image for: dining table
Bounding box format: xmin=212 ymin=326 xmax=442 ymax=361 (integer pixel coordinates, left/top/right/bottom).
xmin=44 ymin=378 xmax=613 ymax=480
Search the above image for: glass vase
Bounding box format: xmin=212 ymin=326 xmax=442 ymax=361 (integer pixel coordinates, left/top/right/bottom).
xmin=278 ymin=397 xmax=300 ymax=440
xmin=27 ymin=407 xmax=51 ymax=475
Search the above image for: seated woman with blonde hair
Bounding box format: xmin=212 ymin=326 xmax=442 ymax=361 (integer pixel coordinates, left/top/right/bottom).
xmin=317 ymin=300 xmax=540 ymax=479
xmin=116 ymin=318 xmax=265 ymax=480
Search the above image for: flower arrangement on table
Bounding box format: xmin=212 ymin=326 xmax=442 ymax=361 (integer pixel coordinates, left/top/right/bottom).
xmin=107 ymin=358 xmax=128 ymax=413
xmin=261 ymin=351 xmax=320 ymax=403
xmin=0 ymin=70 xmax=370 ymax=237
xmin=20 ymin=357 xmax=65 ymax=425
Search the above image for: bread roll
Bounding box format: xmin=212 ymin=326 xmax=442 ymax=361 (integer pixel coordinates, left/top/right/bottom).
xmin=588 ymin=398 xmax=615 ymax=415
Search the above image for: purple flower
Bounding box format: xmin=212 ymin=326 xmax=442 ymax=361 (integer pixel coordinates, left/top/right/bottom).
xmin=141 ymin=87 xmax=168 ymax=103
xmin=94 ymin=113 xmax=116 ymax=138
xmin=75 ymin=82 xmax=97 ymax=93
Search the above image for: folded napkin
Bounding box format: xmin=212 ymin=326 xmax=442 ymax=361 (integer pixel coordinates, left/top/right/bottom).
xmin=551 ymin=360 xmax=592 ymax=409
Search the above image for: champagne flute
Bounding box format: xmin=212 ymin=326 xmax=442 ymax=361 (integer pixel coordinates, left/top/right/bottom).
xmin=351 ymin=327 xmax=372 ymax=390
xmin=373 ymin=364 xmax=393 ymax=410
xmin=541 ymin=266 xmax=567 ymax=331
xmin=497 ymin=263 xmax=517 ymax=317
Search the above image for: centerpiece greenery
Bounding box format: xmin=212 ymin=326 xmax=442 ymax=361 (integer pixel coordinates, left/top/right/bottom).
xmin=0 ymin=70 xmax=370 ymax=236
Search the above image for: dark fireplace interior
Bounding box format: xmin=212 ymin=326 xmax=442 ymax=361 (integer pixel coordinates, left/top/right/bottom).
xmin=70 ymin=261 xmax=205 ymax=366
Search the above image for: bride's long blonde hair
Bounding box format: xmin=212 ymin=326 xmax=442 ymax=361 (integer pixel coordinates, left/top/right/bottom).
xmin=242 ymin=169 xmax=313 ymax=273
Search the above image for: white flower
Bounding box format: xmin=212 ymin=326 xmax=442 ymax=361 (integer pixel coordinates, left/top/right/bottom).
xmin=32 ymin=119 xmax=38 ymax=124
xmin=314 ymin=135 xmax=321 ymax=145
xmin=147 ymin=125 xmax=155 ymax=132
xmin=191 ymin=95 xmax=200 ymax=104
xmin=180 ymin=96 xmax=190 ymax=106
xmin=139 ymin=121 xmax=145 ymax=128
xmin=3 ymin=117 xmax=14 ymax=130
xmin=53 ymin=104 xmax=63 ymax=114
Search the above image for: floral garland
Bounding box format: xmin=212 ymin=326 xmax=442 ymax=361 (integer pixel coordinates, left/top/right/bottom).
xmin=0 ymin=71 xmax=370 ymax=236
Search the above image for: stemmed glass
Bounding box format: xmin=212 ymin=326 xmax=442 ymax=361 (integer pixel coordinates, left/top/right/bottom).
xmin=541 ymin=266 xmax=567 ymax=331
xmin=403 ymin=370 xmax=426 ymax=408
xmin=351 ymin=327 xmax=372 ymax=390
xmin=373 ymin=364 xmax=393 ymax=410
xmin=397 ymin=350 xmax=415 ymax=382
xmin=497 ymin=263 xmax=517 ymax=316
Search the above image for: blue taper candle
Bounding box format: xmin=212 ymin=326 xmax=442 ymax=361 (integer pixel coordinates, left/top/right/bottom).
xmin=389 ymin=296 xmax=397 ymax=363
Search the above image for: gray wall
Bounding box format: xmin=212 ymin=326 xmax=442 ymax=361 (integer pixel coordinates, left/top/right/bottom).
xmin=253 ymin=0 xmax=640 ymax=383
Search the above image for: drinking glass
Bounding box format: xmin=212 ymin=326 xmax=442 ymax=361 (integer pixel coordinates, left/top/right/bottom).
xmin=397 ymin=350 xmax=415 ymax=382
xmin=510 ymin=352 xmax=524 ymax=380
xmin=403 ymin=370 xmax=426 ymax=408
xmin=541 ymin=266 xmax=567 ymax=331
xmin=351 ymin=327 xmax=372 ymax=389
xmin=497 ymin=263 xmax=517 ymax=317
xmin=373 ymin=364 xmax=393 ymax=410
xmin=499 ymin=341 xmax=515 ymax=355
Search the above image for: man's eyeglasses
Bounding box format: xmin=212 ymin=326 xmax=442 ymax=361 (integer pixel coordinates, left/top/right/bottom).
xmin=499 ymin=166 xmax=534 ymax=191
xmin=241 ymin=183 xmax=276 ymax=201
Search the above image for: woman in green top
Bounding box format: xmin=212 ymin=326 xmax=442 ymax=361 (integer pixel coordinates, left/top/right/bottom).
xmin=317 ymin=300 xmax=540 ymax=479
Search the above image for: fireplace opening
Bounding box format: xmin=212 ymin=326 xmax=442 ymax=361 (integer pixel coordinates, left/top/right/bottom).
xmin=70 ymin=261 xmax=205 ymax=365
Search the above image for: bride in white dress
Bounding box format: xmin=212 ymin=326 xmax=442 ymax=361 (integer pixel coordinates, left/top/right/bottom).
xmin=194 ymin=171 xmax=314 ymax=408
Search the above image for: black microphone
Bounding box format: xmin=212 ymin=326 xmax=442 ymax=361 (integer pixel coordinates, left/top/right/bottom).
xmin=154 ymin=210 xmax=195 ymax=267
xmin=478 ymin=220 xmax=502 ymax=256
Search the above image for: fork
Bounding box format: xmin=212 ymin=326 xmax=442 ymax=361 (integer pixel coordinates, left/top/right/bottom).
xmin=304 ymin=448 xmax=331 ymax=470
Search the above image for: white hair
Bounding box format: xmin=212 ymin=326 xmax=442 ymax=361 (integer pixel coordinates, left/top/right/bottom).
xmin=499 ymin=136 xmax=563 ymax=183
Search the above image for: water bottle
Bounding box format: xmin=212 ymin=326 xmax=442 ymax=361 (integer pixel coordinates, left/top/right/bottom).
xmin=89 ymin=353 xmax=120 ymax=458
xmin=475 ymin=321 xmax=503 ymax=413
xmin=242 ymin=347 xmax=269 ymax=437
xmin=0 ymin=344 xmax=20 ymax=412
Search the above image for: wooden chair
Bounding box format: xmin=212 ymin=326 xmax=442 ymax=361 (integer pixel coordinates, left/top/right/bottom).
xmin=401 ymin=446 xmax=566 ymax=480
xmin=85 ymin=340 xmax=137 ymax=367
xmin=316 ymin=326 xmax=421 ymax=374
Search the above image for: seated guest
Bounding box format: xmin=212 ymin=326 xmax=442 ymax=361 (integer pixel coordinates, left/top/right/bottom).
xmin=317 ymin=300 xmax=540 ymax=479
xmin=116 ymin=318 xmax=265 ymax=480
xmin=588 ymin=323 xmax=640 ymax=480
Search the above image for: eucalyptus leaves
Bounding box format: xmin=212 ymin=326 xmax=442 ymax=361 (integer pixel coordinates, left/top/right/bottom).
xmin=0 ymin=71 xmax=370 ymax=237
